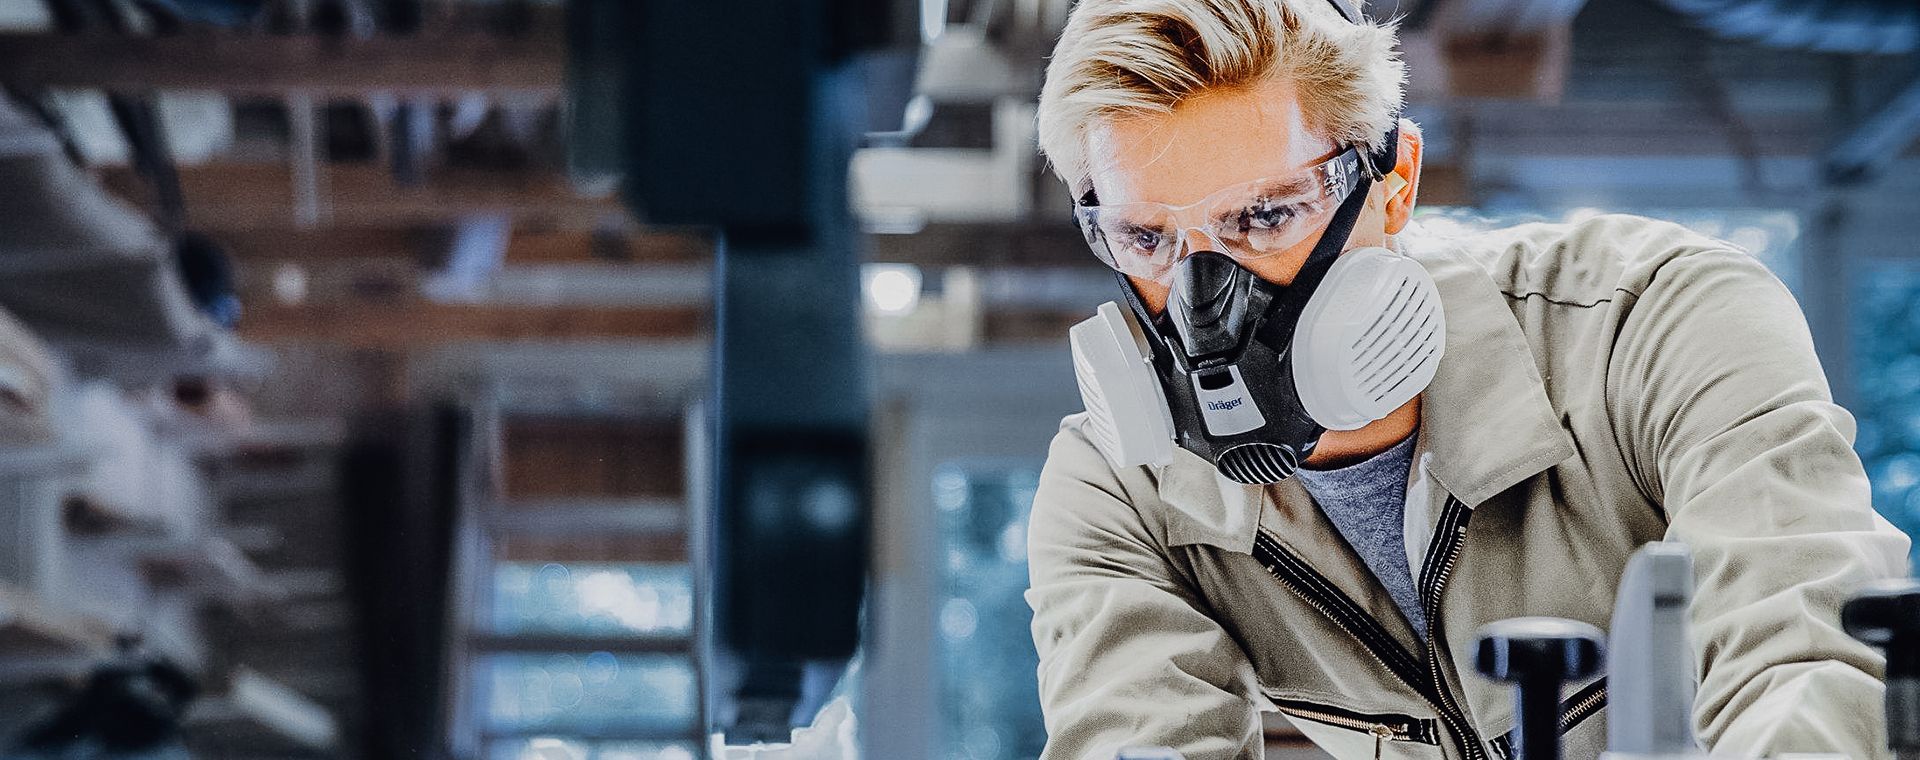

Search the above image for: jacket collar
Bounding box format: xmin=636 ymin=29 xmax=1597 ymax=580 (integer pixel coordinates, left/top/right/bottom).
xmin=1153 ymin=234 xmax=1577 ymax=553
xmin=1406 ymin=235 xmax=1577 ymax=509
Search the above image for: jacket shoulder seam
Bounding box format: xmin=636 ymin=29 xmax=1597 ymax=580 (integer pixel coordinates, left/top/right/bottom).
xmin=1502 ymin=290 xmax=1617 ymax=309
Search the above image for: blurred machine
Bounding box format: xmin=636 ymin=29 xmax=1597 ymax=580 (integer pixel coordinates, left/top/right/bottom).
xmin=1120 ymin=543 xmax=1919 ymax=760
xmin=565 ymin=0 xmax=923 ymax=746
xmin=1460 ymin=544 xmax=1920 ymax=760
xmin=1606 ymin=543 xmax=1697 ymax=757
xmin=1843 ymin=579 xmax=1920 ymax=760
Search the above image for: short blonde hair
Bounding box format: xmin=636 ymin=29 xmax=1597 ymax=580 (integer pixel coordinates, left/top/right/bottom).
xmin=1037 ymin=0 xmax=1406 ymax=191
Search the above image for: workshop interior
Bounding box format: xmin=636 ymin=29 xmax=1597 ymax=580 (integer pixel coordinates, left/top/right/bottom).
xmin=0 ymin=0 xmax=1918 ymax=759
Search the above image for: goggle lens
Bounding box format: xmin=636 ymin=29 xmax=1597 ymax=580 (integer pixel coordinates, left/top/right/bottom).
xmin=1074 ymin=147 xmax=1366 ymax=284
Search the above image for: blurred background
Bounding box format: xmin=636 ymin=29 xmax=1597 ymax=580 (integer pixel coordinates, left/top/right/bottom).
xmin=0 ymin=0 xmax=1915 ymax=759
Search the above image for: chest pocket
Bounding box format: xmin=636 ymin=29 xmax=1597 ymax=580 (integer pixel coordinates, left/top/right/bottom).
xmin=1267 ymin=693 xmax=1441 ymax=760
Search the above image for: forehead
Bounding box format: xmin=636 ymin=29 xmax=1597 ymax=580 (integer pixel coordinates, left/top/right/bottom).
xmin=1085 ymin=78 xmax=1333 ymax=207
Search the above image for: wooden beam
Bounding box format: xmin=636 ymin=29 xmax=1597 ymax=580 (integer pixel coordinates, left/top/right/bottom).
xmin=494 ymin=532 xmax=688 ymax=564
xmin=103 ymin=164 xmax=629 ymax=230
xmin=213 ymin=227 xmax=447 ymax=263
xmin=212 ymin=227 xmax=715 ymax=265
xmin=507 ymin=229 xmax=712 ymax=265
xmin=867 ymin=223 xmax=1093 ymax=268
xmin=215 ymin=222 xmax=1076 ymax=269
xmin=1402 ymin=27 xmax=1571 ymax=103
xmin=0 ymin=28 xmax=562 ymax=95
xmin=235 ymin=296 xmax=1101 ymax=349
xmin=503 ymin=416 xmax=685 ymax=499
xmin=237 ymin=302 xmax=706 ymax=347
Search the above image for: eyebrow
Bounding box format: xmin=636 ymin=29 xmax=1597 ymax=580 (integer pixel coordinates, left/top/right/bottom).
xmin=1205 ymin=178 xmax=1320 ymax=223
xmin=1245 ymin=176 xmax=1319 ymax=199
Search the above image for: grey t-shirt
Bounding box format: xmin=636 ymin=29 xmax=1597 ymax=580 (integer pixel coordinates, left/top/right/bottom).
xmin=1294 ymin=432 xmax=1425 ymax=639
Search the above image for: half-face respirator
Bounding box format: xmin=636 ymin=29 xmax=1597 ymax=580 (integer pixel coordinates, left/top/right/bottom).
xmin=1068 ymin=128 xmax=1446 ymax=484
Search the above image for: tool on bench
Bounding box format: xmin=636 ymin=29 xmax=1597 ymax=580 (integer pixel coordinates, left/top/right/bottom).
xmin=1844 ymin=578 xmax=1920 ymax=760
xmin=1605 ymin=542 xmax=1700 ymax=758
xmin=1477 ymin=617 xmax=1606 ymax=760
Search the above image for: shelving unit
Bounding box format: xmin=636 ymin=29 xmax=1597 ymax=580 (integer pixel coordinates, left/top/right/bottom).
xmin=445 ymin=392 xmax=710 ymax=760
xmin=184 ymin=666 xmax=342 ymax=753
xmin=0 ymin=375 xmax=357 ymax=753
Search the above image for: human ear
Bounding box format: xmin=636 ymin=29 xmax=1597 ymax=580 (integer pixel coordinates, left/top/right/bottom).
xmin=1383 ymin=122 xmax=1423 ymax=235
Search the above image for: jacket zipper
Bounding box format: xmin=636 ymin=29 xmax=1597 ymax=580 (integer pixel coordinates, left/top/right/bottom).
xmin=1251 ymin=498 xmax=1488 ymax=760
xmin=1252 ymin=531 xmax=1429 ymax=688
xmin=1270 ymin=698 xmax=1439 ymax=744
xmin=1416 ymin=498 xmax=1489 ymax=760
xmin=1487 ymin=679 xmax=1610 ymax=760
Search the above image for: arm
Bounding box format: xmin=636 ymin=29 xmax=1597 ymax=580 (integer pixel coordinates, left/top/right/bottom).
xmin=1026 ymin=416 xmax=1264 ymax=760
xmin=1608 ymin=249 xmax=1912 ymax=758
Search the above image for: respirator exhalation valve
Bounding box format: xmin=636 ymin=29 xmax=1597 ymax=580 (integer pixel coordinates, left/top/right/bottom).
xmin=1217 ymin=442 xmax=1302 ymax=485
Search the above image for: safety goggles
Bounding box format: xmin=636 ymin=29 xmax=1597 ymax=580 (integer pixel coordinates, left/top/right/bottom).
xmin=1074 ymin=145 xmax=1378 ymax=285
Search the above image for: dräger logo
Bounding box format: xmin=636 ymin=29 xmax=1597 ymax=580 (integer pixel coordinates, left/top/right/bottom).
xmin=1205 ymin=398 xmax=1245 ymax=412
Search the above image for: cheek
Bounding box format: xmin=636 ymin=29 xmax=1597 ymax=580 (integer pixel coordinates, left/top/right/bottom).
xmin=1241 ymin=227 xmax=1326 ymax=287
xmin=1127 ymin=276 xmax=1170 ymax=315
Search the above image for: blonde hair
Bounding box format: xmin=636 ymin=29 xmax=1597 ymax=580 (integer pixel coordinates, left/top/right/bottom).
xmin=1037 ymin=0 xmax=1406 ymax=191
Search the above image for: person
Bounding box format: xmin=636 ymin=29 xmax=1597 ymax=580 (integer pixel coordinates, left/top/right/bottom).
xmin=1023 ymin=1 xmax=1913 ymax=759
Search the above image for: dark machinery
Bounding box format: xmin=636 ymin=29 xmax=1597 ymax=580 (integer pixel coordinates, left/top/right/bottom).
xmin=1475 ymin=618 xmax=1606 ymax=760
xmin=566 ymin=0 xmax=922 ymax=745
xmin=1843 ymin=578 xmax=1920 ymax=760
xmin=11 ymin=637 xmax=199 ymax=759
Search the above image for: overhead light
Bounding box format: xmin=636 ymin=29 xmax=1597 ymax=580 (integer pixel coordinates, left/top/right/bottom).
xmin=863 ymin=264 xmax=923 ymax=315
xmin=921 ymin=0 xmax=949 ymax=42
xmin=272 ymin=263 xmax=308 ymax=305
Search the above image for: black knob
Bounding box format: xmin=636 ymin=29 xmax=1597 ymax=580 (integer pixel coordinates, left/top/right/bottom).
xmin=1476 ymin=617 xmax=1606 ymax=760
xmin=1843 ymin=580 xmax=1920 ymax=668
xmin=1843 ymin=579 xmax=1920 ymax=756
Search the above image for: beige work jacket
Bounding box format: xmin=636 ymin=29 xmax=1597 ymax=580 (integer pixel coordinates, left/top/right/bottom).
xmin=1026 ymin=214 xmax=1912 ymax=760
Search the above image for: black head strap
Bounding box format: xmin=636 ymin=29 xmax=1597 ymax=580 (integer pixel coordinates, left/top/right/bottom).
xmin=1114 ymin=121 xmax=1397 ymax=347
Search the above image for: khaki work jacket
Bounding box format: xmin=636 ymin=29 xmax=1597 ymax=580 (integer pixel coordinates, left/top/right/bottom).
xmin=1026 ymin=214 xmax=1912 ymax=760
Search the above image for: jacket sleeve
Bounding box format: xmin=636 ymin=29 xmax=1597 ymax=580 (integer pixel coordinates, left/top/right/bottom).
xmin=1608 ymin=248 xmax=1912 ymax=758
xmin=1025 ymin=417 xmax=1265 ymax=760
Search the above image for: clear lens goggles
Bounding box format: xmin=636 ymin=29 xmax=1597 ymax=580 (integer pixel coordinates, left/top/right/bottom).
xmin=1074 ymin=146 xmax=1374 ymax=285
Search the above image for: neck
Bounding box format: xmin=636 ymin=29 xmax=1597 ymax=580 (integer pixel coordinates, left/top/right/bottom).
xmin=1302 ymin=395 xmax=1420 ymax=470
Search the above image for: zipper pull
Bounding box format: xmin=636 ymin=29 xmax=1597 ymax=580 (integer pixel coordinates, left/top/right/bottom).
xmin=1371 ymin=724 xmax=1395 ymax=760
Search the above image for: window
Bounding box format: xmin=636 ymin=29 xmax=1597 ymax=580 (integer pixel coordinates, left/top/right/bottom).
xmin=491 ymin=562 xmax=695 ymax=638
xmin=450 ymin=411 xmax=705 ymax=760
xmin=479 ymin=652 xmax=699 ymax=736
xmin=932 ymin=461 xmax=1046 ymax=760
xmin=1853 ymin=259 xmax=1920 ymax=562
xmin=488 ymin=737 xmax=700 ymax=760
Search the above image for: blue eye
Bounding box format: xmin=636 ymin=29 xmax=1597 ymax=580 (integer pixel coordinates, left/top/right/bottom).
xmin=1123 ymin=227 xmax=1165 ymax=252
xmin=1242 ymin=202 xmax=1302 ymax=231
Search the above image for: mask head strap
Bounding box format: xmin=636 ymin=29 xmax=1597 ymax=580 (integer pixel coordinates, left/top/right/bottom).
xmin=1285 ymin=123 xmax=1399 ymax=297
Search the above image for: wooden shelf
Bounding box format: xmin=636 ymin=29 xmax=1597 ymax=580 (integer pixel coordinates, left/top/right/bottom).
xmin=468 ymin=632 xmax=694 ymax=655
xmin=487 ymin=497 xmax=688 ymax=536
xmin=185 ymin=667 xmax=339 ymax=751
xmin=0 ymin=27 xmax=563 ymax=96
xmin=139 ymin=536 xmax=282 ymax=606
xmin=0 ymin=585 xmax=111 ymax=659
xmin=0 ymin=442 xmax=93 ymax=479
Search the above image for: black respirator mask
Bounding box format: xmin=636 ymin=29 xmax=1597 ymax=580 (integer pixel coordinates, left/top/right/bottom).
xmin=1069 ymin=127 xmax=1447 ymax=484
